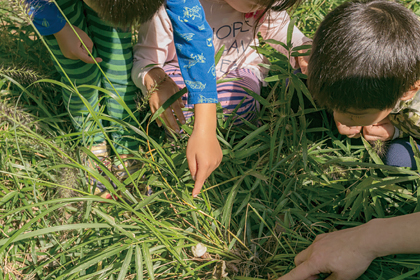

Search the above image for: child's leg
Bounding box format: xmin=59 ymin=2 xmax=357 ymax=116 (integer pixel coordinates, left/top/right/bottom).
xmin=84 ymin=5 xmax=141 ymax=155
xmin=384 ymin=138 xmax=420 ymax=169
xmin=164 ymin=65 xmax=260 ymax=125
xmin=43 ymin=0 xmax=104 ymax=145
xmin=83 ymin=7 xmax=151 ymax=196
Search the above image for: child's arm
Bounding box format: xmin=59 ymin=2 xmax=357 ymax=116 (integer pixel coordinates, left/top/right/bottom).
xmin=187 ymin=103 xmax=222 ymax=197
xmin=27 ymin=0 xmax=101 ymax=64
xmin=27 ymin=0 xmax=66 ymax=36
xmin=133 ymin=6 xmax=185 ymax=131
xmin=277 ymin=212 xmax=420 ymax=280
xmin=53 ymin=23 xmax=102 ymax=64
xmin=132 ymin=2 xmax=222 ymax=197
xmin=143 ymin=68 xmax=186 ymax=132
xmin=388 ymin=104 xmax=420 ymax=140
xmin=165 ymin=0 xmax=221 ymax=197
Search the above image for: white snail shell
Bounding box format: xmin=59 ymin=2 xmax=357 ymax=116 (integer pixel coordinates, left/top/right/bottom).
xmin=191 ymin=243 xmax=207 ymax=257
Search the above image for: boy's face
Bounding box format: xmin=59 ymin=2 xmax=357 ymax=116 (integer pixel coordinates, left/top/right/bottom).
xmin=333 ymin=108 xmax=393 ymax=127
xmin=332 ymin=83 xmax=419 ymax=127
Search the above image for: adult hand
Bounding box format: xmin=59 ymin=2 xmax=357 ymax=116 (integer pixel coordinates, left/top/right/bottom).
xmin=363 ymin=117 xmax=395 ymax=141
xmin=335 ymin=120 xmax=362 ymax=138
xmin=54 ymin=23 xmax=102 ymax=64
xmin=277 ymin=224 xmax=376 ymax=280
xmin=145 ymin=68 xmax=186 ymax=132
xmin=187 ymin=103 xmax=222 ymax=197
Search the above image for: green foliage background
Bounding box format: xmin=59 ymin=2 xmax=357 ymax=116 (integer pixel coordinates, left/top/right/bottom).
xmin=1 ymin=0 xmax=420 ymax=279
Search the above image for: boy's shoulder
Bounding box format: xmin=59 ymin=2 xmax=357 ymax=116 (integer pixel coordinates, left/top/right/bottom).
xmin=392 ymin=90 xmax=420 ymax=114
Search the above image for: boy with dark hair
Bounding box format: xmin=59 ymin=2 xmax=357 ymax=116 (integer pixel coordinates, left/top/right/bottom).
xmin=308 ymin=0 xmax=420 ymax=169
xmin=279 ymin=2 xmax=420 ymax=280
xmin=27 ymin=0 xmax=218 ymax=198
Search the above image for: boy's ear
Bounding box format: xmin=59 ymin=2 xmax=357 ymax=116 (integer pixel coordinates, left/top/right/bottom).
xmin=401 ymin=80 xmax=420 ymax=101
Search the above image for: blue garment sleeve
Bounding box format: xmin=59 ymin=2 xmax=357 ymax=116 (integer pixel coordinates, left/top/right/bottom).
xmin=26 ymin=0 xmax=66 ymax=36
xmin=166 ymin=0 xmax=217 ymax=104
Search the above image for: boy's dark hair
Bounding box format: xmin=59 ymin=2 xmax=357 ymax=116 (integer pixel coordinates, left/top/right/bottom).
xmin=88 ymin=0 xmax=165 ymax=27
xmin=308 ymin=0 xmax=420 ymax=112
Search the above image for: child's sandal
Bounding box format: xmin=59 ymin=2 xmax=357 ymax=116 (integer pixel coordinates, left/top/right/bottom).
xmin=83 ymin=141 xmax=116 ymax=198
xmin=113 ymin=158 xmax=153 ymax=197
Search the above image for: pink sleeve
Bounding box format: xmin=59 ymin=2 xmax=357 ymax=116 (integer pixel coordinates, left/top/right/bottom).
xmin=132 ymin=7 xmax=176 ymax=95
xmin=259 ymin=11 xmax=311 ymax=68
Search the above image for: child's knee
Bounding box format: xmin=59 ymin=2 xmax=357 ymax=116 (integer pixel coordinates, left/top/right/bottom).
xmin=384 ymin=139 xmax=419 ymax=169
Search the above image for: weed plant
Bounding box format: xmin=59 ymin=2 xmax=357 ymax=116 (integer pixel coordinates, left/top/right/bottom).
xmin=1 ymin=0 xmax=420 ymax=279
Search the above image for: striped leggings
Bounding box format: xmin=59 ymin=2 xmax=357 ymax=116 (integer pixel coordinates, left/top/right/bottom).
xmin=43 ymin=0 xmax=139 ymax=154
xmin=163 ymin=65 xmax=261 ymax=125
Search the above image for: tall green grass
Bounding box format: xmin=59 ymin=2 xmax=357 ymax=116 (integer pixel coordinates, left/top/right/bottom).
xmin=1 ymin=0 xmax=420 ymax=279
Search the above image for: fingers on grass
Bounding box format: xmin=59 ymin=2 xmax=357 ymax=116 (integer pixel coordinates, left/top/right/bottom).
xmin=187 ymin=155 xmax=197 ymax=184
xmin=192 ymin=167 xmax=206 ymax=198
xmin=173 ymin=103 xmax=186 ymax=125
xmin=178 ymin=98 xmax=185 ymax=108
xmin=79 ymin=53 xmax=96 ymax=64
xmin=277 ymin=261 xmax=319 ymax=280
xmin=79 ymin=48 xmax=102 ymax=64
xmin=294 ymin=247 xmax=311 ymax=266
xmin=164 ymin=108 xmax=180 ymax=133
